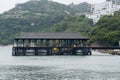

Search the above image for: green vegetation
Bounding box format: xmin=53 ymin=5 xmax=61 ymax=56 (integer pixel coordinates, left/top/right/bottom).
xmin=49 ymin=15 xmax=93 ymax=36
xmin=72 ymin=2 xmax=91 ymax=14
xmin=88 ymin=11 xmax=120 ymax=46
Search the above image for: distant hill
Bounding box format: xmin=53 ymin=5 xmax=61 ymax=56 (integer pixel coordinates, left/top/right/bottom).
xmin=69 ymin=2 xmax=91 ymax=14
xmin=3 ymin=0 xmax=74 ymax=15
xmin=0 ymin=0 xmax=91 ymax=44
xmin=3 ymin=0 xmax=91 ymax=15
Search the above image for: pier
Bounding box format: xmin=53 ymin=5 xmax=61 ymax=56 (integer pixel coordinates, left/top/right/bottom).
xmin=12 ymin=32 xmax=120 ymax=56
xmin=12 ymin=32 xmax=91 ymax=56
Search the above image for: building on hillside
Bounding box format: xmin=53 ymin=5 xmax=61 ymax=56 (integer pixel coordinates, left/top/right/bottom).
xmin=86 ymin=0 xmax=120 ymax=23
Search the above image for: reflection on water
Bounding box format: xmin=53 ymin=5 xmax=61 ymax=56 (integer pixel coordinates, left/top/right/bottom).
xmin=0 ymin=45 xmax=120 ymax=80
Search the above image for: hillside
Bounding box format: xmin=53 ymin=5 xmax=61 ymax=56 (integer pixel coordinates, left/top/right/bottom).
xmin=0 ymin=0 xmax=91 ymax=44
xmin=88 ymin=11 xmax=120 ymax=46
xmin=71 ymin=2 xmax=91 ymax=14
xmin=3 ymin=0 xmax=74 ymax=15
xmin=49 ymin=15 xmax=93 ymax=35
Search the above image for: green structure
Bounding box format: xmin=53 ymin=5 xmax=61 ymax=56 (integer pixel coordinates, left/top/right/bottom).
xmin=12 ymin=32 xmax=92 ymax=56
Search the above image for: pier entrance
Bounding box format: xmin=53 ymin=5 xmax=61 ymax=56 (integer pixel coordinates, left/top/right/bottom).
xmin=12 ymin=32 xmax=91 ymax=56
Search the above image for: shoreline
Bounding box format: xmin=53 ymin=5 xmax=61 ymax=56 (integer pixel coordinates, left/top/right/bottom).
xmin=97 ymin=49 xmax=120 ymax=55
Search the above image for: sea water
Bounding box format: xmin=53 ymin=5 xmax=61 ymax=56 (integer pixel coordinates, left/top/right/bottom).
xmin=0 ymin=45 xmax=120 ymax=80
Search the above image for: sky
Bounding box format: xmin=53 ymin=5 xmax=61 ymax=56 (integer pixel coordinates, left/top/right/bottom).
xmin=0 ymin=0 xmax=105 ymax=13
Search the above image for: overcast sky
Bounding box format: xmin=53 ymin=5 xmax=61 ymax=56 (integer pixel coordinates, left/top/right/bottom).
xmin=0 ymin=0 xmax=105 ymax=13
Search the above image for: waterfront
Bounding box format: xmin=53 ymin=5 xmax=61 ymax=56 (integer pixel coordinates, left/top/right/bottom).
xmin=0 ymin=45 xmax=120 ymax=80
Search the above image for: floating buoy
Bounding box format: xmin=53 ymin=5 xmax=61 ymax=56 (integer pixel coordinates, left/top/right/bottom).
xmin=53 ymin=47 xmax=58 ymax=51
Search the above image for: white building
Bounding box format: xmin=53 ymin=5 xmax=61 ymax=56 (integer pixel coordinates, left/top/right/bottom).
xmin=86 ymin=0 xmax=120 ymax=23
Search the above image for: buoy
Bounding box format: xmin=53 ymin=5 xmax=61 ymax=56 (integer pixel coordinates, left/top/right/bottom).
xmin=53 ymin=47 xmax=58 ymax=51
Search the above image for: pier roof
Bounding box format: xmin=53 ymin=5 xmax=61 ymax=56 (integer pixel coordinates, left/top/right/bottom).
xmin=15 ymin=32 xmax=88 ymax=40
